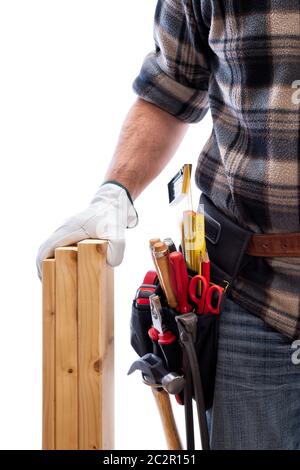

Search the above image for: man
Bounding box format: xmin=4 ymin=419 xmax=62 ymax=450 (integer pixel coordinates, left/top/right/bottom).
xmin=37 ymin=1 xmax=300 ymax=449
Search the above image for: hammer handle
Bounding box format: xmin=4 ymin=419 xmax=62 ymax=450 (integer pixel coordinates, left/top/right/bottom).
xmin=152 ymin=388 xmax=182 ymax=450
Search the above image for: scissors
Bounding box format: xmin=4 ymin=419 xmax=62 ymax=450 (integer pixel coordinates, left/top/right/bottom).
xmin=188 ymin=275 xmax=223 ymax=315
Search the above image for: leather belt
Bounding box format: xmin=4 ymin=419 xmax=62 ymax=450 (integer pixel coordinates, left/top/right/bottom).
xmin=246 ymin=232 xmax=300 ymax=257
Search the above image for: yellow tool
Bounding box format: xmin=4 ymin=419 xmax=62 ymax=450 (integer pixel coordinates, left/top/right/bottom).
xmin=182 ymin=210 xmax=206 ymax=273
xmin=167 ymin=164 xmax=206 ymax=273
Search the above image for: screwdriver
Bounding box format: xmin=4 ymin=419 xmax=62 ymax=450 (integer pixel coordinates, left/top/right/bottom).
xmin=169 ymin=251 xmax=192 ymax=314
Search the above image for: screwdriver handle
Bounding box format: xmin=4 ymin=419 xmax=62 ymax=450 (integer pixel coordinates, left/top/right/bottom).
xmin=202 ymin=259 xmax=211 ymax=285
xmin=169 ymin=251 xmax=192 ymax=314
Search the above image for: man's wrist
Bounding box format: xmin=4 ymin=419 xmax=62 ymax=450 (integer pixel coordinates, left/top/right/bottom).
xmin=101 ymin=179 xmax=135 ymax=206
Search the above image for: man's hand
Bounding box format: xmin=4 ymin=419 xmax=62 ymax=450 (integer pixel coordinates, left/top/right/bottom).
xmin=36 ymin=182 xmax=138 ymax=279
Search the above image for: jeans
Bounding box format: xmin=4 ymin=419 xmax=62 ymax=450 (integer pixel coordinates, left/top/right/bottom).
xmin=207 ymin=297 xmax=300 ymax=450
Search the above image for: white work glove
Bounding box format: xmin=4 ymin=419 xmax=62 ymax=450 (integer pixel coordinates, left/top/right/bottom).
xmin=36 ymin=181 xmax=138 ymax=279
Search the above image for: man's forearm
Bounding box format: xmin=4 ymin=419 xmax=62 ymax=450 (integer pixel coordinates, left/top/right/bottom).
xmin=104 ymin=98 xmax=189 ymax=200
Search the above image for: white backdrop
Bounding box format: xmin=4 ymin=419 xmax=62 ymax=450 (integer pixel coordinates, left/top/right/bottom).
xmin=0 ymin=1 xmax=212 ymax=449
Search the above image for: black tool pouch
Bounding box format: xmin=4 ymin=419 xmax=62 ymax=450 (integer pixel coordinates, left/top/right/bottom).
xmin=130 ymin=281 xmax=219 ymax=411
xmin=130 ymin=198 xmax=254 ymax=408
xmin=200 ymin=193 xmax=253 ymax=293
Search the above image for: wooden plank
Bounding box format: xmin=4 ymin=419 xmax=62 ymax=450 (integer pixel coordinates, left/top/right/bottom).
xmin=55 ymin=247 xmax=78 ymax=450
xmin=78 ymin=240 xmax=114 ymax=450
xmin=42 ymin=259 xmax=56 ymax=450
xmin=102 ymin=262 xmax=114 ymax=449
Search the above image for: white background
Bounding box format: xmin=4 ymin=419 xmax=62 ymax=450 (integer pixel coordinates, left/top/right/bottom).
xmin=0 ymin=1 xmax=212 ymax=449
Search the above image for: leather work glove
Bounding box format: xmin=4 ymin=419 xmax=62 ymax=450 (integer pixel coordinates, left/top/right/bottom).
xmin=36 ymin=181 xmax=138 ymax=279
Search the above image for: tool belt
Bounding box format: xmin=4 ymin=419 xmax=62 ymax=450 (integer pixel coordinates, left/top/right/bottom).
xmin=200 ymin=194 xmax=300 ymax=278
xmin=130 ymin=274 xmax=216 ymax=450
xmin=129 ymin=195 xmax=300 ymax=451
xmin=200 ymin=193 xmax=300 ymax=295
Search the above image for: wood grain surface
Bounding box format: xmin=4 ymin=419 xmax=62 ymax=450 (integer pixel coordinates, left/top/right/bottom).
xmin=42 ymin=259 xmax=56 ymax=450
xmin=78 ymin=240 xmax=114 ymax=450
xmin=55 ymin=247 xmax=78 ymax=450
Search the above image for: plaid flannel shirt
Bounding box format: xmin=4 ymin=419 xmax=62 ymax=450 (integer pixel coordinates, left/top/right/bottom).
xmin=133 ymin=0 xmax=300 ymax=339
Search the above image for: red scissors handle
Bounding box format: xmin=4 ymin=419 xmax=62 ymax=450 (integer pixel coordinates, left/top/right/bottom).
xmin=188 ymin=275 xmax=208 ymax=314
xmin=205 ymin=284 xmax=223 ymax=315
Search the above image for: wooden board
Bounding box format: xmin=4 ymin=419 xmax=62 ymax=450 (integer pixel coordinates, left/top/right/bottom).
xmin=42 ymin=241 xmax=114 ymax=449
xmin=42 ymin=259 xmax=56 ymax=450
xmin=55 ymin=247 xmax=78 ymax=450
xmin=78 ymin=240 xmax=114 ymax=450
